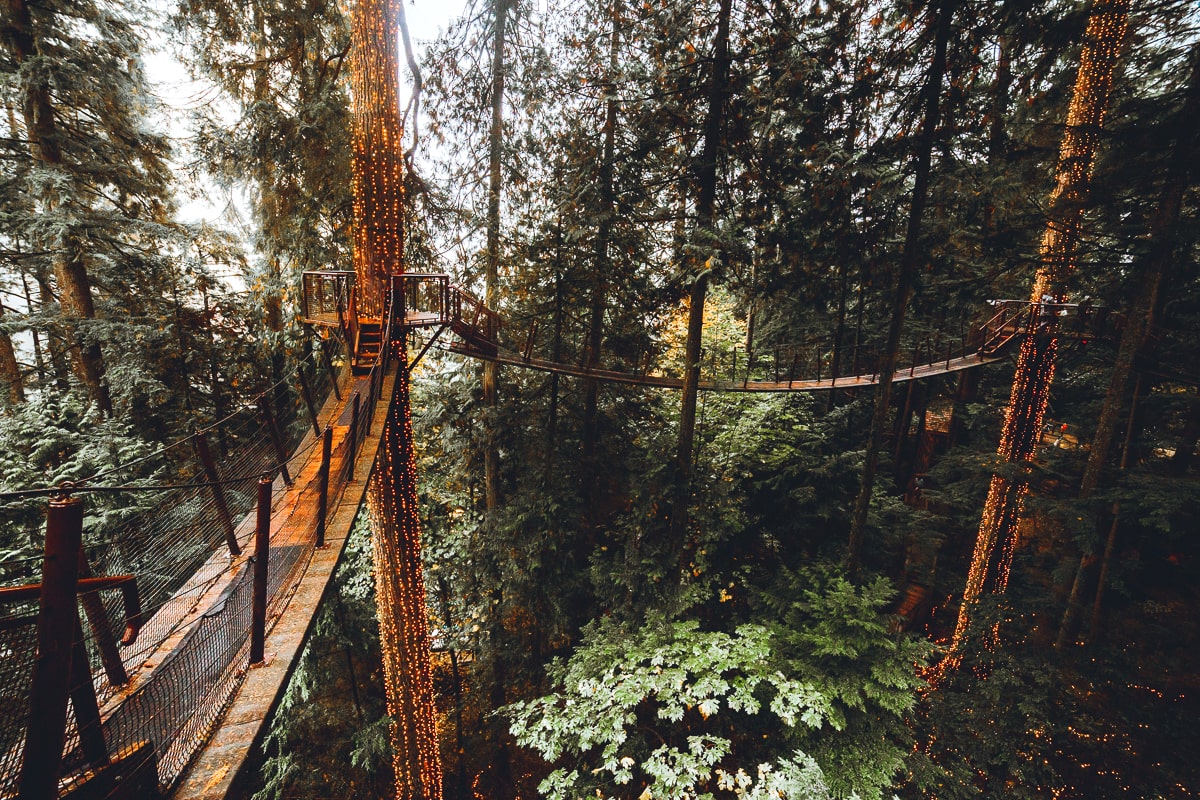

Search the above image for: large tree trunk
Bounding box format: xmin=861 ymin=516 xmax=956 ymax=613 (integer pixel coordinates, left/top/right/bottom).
xmin=6 ymin=0 xmax=112 ymax=414
xmin=483 ymin=0 xmax=510 ymax=517
xmin=669 ymin=0 xmax=732 ymax=550
xmin=1058 ymin=42 xmax=1200 ymax=647
xmin=368 ymin=358 xmax=443 ymax=800
xmin=938 ymin=0 xmax=1130 ymax=676
xmin=349 ymin=0 xmax=441 ymax=797
xmin=846 ymin=0 xmax=953 ymax=575
xmin=581 ymin=0 xmax=621 ymax=521
xmin=0 ymin=302 xmax=23 ymax=405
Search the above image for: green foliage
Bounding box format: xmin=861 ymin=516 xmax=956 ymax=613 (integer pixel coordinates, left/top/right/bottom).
xmin=505 ymin=617 xmax=836 ymax=800
xmin=0 ymin=393 xmax=162 ymax=564
xmin=757 ymin=566 xmax=931 ymax=799
xmin=506 ymin=566 xmax=927 ymax=800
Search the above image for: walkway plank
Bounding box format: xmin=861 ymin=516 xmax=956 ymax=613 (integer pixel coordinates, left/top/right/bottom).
xmin=169 ymin=367 xmax=398 ymax=800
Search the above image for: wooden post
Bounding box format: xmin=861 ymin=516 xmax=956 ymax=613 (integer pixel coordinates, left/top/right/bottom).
xmin=250 ymin=475 xmax=271 ymax=665
xmin=347 ymin=392 xmax=361 ymax=482
xmin=317 ymin=426 xmax=332 ymax=548
xmin=76 ymin=550 xmax=128 ymax=686
xmin=68 ymin=614 xmax=109 ymax=767
xmin=258 ymin=396 xmax=293 ymax=486
xmin=366 ymin=368 xmax=377 ymax=436
xmin=322 ymin=339 xmax=342 ymax=401
xmin=297 ymin=366 xmax=321 ymax=437
xmin=193 ymin=431 xmax=241 ymax=556
xmin=19 ymin=494 xmax=84 ymax=800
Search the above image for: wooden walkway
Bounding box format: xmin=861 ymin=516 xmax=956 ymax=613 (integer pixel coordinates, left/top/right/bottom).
xmin=166 ymin=366 xmax=398 ymax=800
xmin=449 ymin=343 xmax=1008 ymax=392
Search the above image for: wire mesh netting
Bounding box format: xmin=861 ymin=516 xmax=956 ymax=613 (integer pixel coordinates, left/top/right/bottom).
xmin=0 ymin=332 xmax=398 ymax=795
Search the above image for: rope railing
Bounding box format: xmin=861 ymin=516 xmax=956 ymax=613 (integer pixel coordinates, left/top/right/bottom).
xmin=441 ymin=298 xmax=1121 ymax=391
xmin=0 ymin=321 xmax=398 ymax=796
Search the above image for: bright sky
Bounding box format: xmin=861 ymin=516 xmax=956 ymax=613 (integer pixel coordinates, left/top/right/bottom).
xmin=146 ymin=1 xmax=465 ymax=227
xmin=405 ymin=0 xmax=465 ymax=50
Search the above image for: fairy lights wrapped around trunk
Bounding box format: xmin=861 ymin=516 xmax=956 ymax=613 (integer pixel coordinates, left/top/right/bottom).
xmin=349 ymin=0 xmax=442 ymax=795
xmin=937 ymin=0 xmax=1129 ymax=677
xmin=350 ymin=0 xmax=406 ymax=319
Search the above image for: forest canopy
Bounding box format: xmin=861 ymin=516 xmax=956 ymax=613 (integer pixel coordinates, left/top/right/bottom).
xmin=1 ymin=0 xmax=1198 ymax=798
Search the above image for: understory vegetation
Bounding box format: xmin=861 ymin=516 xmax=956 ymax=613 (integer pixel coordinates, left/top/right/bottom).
xmin=2 ymin=0 xmax=1198 ymax=798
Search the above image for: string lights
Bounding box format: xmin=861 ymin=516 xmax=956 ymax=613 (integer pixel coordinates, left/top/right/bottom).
xmin=349 ymin=0 xmax=441 ymax=795
xmin=350 ymin=0 xmax=407 ymax=320
xmin=367 ymin=356 xmax=444 ymax=800
xmin=935 ymin=0 xmax=1129 ymax=679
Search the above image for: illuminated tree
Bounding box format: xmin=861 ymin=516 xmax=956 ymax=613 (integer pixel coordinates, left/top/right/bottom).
xmin=938 ymin=0 xmax=1131 ymax=675
xmin=349 ymin=0 xmax=442 ymax=797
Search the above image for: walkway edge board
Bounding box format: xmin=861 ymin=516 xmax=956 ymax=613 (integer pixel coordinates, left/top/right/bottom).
xmin=169 ymin=368 xmax=397 ymax=800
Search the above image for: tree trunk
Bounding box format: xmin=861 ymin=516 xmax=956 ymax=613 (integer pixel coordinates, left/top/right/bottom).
xmin=939 ymin=0 xmax=1130 ymax=676
xmin=581 ymin=0 xmax=621 ymax=521
xmin=56 ymin=244 xmax=112 ymax=414
xmin=545 ymin=222 xmax=564 ymax=482
xmin=669 ymin=0 xmax=732 ymax=550
xmin=1059 ymin=43 xmax=1200 ymax=647
xmin=35 ymin=269 xmax=70 ymax=390
xmin=348 ymin=0 xmax=441 ymax=796
xmin=368 ymin=357 xmax=443 ymax=800
xmin=1169 ymin=393 xmax=1200 ymax=476
xmin=20 ymin=272 xmax=48 ymax=388
xmin=0 ymin=302 xmax=24 ymax=404
xmin=846 ymin=0 xmax=953 ymax=576
xmin=1084 ymin=377 xmax=1140 ymax=644
xmin=483 ymin=0 xmax=510 ymax=517
xmin=6 ymin=0 xmax=112 ymax=414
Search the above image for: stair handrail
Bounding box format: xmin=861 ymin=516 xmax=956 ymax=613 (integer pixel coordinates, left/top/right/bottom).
xmin=979 ymin=300 xmax=1031 ymax=355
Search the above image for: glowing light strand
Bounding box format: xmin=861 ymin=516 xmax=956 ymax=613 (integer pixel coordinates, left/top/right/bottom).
xmin=350 ymin=0 xmax=407 ymax=319
xmin=935 ymin=0 xmax=1129 ymax=679
xmin=367 ymin=352 xmax=444 ymax=800
xmin=349 ymin=0 xmax=442 ymax=795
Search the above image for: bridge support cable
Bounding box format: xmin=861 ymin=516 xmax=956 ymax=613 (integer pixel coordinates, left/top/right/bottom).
xmin=0 ymin=333 xmax=369 ymax=796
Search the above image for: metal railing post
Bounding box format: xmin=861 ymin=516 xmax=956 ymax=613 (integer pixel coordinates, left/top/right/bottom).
xmin=297 ymin=365 xmax=321 ymax=437
xmin=250 ymin=475 xmax=271 ymax=665
xmin=258 ymin=396 xmax=293 ymax=486
xmin=76 ymin=550 xmax=128 ymax=687
xmin=322 ymin=338 xmax=342 ymax=401
xmin=347 ymin=392 xmax=361 ymax=482
xmin=18 ymin=494 xmax=84 ymax=800
xmin=68 ymin=613 xmax=109 ymax=768
xmin=194 ymin=430 xmax=241 ymax=556
xmin=317 ymin=426 xmax=332 ymax=548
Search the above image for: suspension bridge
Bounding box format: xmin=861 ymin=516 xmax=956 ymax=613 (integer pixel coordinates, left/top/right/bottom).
xmin=0 ymin=269 xmax=1120 ymax=800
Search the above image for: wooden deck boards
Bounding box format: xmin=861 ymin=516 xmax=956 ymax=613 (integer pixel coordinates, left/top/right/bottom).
xmin=169 ymin=368 xmax=397 ymax=800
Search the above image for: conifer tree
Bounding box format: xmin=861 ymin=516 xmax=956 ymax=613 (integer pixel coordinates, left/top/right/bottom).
xmin=939 ymin=0 xmax=1131 ymax=674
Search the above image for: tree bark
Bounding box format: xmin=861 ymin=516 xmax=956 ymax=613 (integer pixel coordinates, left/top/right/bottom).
xmin=846 ymin=0 xmax=953 ymax=576
xmin=938 ymin=0 xmax=1130 ymax=676
xmin=5 ymin=0 xmax=112 ymax=414
xmin=348 ymin=0 xmax=441 ymax=796
xmin=483 ymin=0 xmax=510 ymax=516
xmin=581 ymin=0 xmax=621 ymax=520
xmin=0 ymin=302 xmax=24 ymax=404
xmin=669 ymin=0 xmax=732 ymax=549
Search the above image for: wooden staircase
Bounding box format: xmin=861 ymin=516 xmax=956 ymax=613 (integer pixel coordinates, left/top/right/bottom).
xmin=353 ymin=320 xmax=382 ymax=374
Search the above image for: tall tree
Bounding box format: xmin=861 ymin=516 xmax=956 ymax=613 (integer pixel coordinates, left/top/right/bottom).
xmin=938 ymin=0 xmax=1131 ymax=674
xmin=669 ymin=0 xmax=733 ymax=550
xmin=845 ymin=0 xmax=954 ymax=575
xmin=1057 ymin=41 xmax=1200 ymax=646
xmin=347 ymin=0 xmax=444 ymax=796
